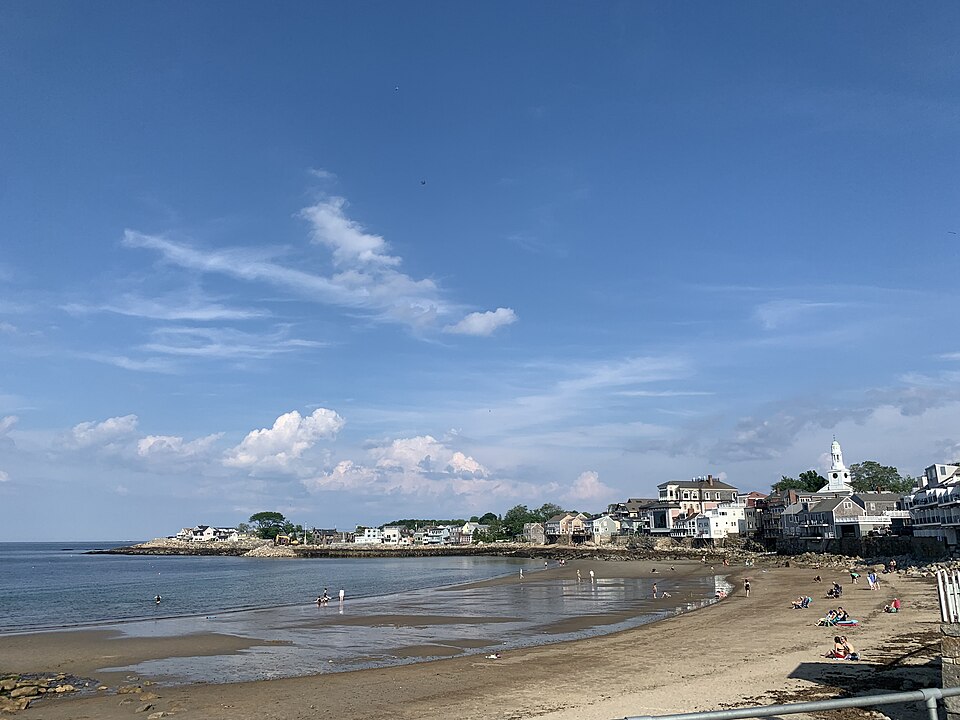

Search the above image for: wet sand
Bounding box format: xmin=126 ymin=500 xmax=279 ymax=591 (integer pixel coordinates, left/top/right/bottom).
xmin=4 ymin=561 xmax=942 ymax=720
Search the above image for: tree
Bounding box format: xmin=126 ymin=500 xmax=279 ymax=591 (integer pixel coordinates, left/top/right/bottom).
xmin=533 ymin=503 xmax=566 ymax=522
xmin=248 ymin=511 xmax=287 ymax=540
xmin=850 ymin=461 xmax=908 ymax=493
xmin=479 ymin=512 xmax=499 ymax=525
xmin=772 ymin=471 xmax=826 ymax=494
xmin=502 ymin=504 xmax=534 ymax=538
xmin=797 ymin=470 xmax=826 ymax=492
xmin=771 ymin=475 xmax=801 ymax=493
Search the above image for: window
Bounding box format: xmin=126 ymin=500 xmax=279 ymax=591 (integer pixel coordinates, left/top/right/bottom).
xmin=683 ymin=491 xmax=690 ymax=500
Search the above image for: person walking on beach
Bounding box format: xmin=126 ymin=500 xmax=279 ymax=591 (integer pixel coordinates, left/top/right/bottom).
xmin=576 ymin=569 xmax=582 ymax=582
xmin=652 ymin=582 xmax=658 ymax=598
xmin=589 ymin=569 xmax=595 ymax=584
xmin=744 ymin=579 xmax=751 ymax=597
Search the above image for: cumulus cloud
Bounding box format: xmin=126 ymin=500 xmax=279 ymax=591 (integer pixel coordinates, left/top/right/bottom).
xmin=302 ymin=435 xmax=532 ymax=501
xmin=138 ymin=433 xmax=223 ymax=458
xmin=444 ymin=308 xmax=518 ymax=336
xmin=70 ymin=414 xmax=139 ymax=448
xmin=0 ymin=470 xmax=8 ymax=482
xmin=224 ymin=409 xmax=345 ymax=472
xmin=563 ymin=470 xmax=617 ymax=503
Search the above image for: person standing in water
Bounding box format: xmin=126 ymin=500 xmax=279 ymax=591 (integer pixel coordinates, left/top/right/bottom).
xmin=338 ymin=587 xmax=345 ymax=604
xmin=154 ymin=594 xmax=162 ymax=604
xmin=519 ymin=568 xmax=524 ymax=580
xmin=576 ymin=569 xmax=582 ymax=582
xmin=589 ymin=569 xmax=595 ymax=583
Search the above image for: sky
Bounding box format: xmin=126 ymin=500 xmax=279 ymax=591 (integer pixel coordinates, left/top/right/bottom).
xmin=1 ymin=2 xmax=959 ymax=541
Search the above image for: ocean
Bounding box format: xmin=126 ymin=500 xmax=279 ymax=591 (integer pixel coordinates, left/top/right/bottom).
xmin=0 ymin=542 xmax=729 ymax=684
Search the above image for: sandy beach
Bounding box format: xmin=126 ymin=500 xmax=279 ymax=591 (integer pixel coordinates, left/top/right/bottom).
xmin=2 ymin=560 xmax=942 ymax=720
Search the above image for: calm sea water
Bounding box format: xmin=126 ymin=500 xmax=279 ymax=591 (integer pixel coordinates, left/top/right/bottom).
xmin=0 ymin=542 xmax=730 ymax=684
xmin=0 ymin=542 xmax=527 ymax=632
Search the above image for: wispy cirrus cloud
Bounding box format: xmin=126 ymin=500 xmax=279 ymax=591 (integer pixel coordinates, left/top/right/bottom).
xmin=141 ymin=325 xmax=325 ymax=360
xmin=753 ymin=299 xmax=847 ymax=330
xmin=80 ymin=353 xmax=177 ymax=374
xmin=123 ymin=193 xmax=517 ymax=336
xmin=64 ymin=293 xmax=268 ymax=321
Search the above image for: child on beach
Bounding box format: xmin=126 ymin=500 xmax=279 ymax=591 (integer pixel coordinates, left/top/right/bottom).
xmin=884 ymin=598 xmax=901 ymax=613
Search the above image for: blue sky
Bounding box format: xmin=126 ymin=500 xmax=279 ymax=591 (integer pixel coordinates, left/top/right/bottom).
xmin=2 ymin=2 xmax=959 ymax=541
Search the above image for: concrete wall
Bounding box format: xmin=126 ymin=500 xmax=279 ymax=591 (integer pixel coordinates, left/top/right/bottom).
xmin=943 ymin=624 xmax=960 ymax=720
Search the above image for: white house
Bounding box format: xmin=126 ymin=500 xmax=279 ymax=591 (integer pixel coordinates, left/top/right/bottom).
xmin=458 ymin=522 xmax=490 ymax=544
xmin=694 ymin=503 xmax=746 ymax=542
xmin=423 ymin=526 xmax=452 ymax=545
xmin=175 ymin=525 xmax=239 ymax=542
xmin=382 ymin=526 xmax=404 ymax=544
xmin=354 ymin=527 xmax=384 ymax=545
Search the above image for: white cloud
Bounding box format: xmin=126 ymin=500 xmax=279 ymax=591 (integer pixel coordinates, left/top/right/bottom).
xmin=142 ymin=326 xmax=324 ymax=360
xmin=0 ymin=415 xmax=17 ymax=435
xmin=122 ymin=192 xmax=511 ymax=336
xmin=114 ymin=484 xmax=129 ymax=495
xmin=444 ymin=308 xmax=518 ymax=336
xmin=81 ymin=353 xmax=177 ymax=374
xmin=302 ymin=435 xmax=538 ymax=503
xmin=0 ymin=470 xmax=8 ymax=483
xmin=308 ymin=167 xmax=337 ymax=182
xmin=70 ymin=415 xmax=139 ymax=448
xmin=0 ymin=322 xmax=17 ymax=334
xmin=300 ymin=196 xmax=399 ymax=267
xmin=563 ymin=470 xmax=616 ymax=503
xmin=224 ymin=409 xmax=345 ymax=471
xmin=138 ymin=433 xmax=223 ymax=458
xmin=64 ymin=294 xmax=267 ymax=321
xmin=753 ymin=300 xmax=845 ymax=330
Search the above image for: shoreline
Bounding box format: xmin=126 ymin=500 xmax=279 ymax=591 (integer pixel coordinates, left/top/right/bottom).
xmin=4 ymin=562 xmax=943 ymax=720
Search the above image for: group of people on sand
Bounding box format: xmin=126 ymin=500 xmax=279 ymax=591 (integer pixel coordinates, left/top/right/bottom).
xmin=826 ymin=635 xmax=859 ymax=661
xmin=806 ymin=563 xmax=905 ymax=660
xmin=816 ymin=606 xmax=852 ymax=626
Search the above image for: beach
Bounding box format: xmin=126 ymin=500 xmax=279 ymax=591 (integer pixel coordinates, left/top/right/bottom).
xmin=2 ymin=561 xmax=941 ymax=720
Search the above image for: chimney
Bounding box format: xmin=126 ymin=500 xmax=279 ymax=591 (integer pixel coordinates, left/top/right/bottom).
xmin=707 ymin=474 xmax=715 ymax=486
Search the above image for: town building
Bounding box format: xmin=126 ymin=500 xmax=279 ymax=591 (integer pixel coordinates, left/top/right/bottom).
xmin=909 ymin=463 xmax=960 ymax=545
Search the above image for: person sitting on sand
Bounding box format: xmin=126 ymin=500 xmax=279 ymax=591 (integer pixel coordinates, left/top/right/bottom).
xmin=827 ymin=636 xmax=846 ymax=658
xmin=884 ymin=597 xmax=901 ymax=613
xmin=840 ymin=636 xmax=859 ymax=660
xmin=791 ymin=596 xmax=805 ymax=609
xmin=836 ymin=606 xmax=849 ymax=622
xmin=817 ymin=610 xmax=838 ymax=627
xmin=827 ymin=582 xmax=842 ymax=598
xmin=813 ymin=575 xmax=822 ymax=583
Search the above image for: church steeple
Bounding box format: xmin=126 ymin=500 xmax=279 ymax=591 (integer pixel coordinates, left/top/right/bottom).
xmin=819 ymin=438 xmax=852 ymax=494
xmin=830 ymin=438 xmax=846 ymax=471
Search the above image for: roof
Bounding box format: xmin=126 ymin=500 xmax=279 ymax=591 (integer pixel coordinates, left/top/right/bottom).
xmin=657 ymin=479 xmax=738 ymax=490
xmin=853 ymin=492 xmax=902 ymax=502
xmin=809 ymin=497 xmax=846 ymax=513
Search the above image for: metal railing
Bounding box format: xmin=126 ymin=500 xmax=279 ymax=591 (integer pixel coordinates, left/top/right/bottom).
xmin=625 ymin=686 xmax=960 ymax=720
xmin=937 ymin=568 xmax=960 ymax=623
